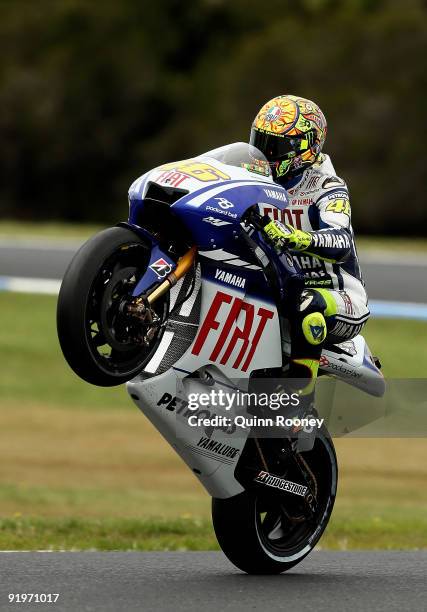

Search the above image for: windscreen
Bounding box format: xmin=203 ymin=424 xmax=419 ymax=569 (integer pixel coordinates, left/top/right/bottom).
xmin=202 ymin=142 xmax=272 ymax=178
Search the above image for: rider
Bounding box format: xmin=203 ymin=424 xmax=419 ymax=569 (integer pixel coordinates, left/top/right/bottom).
xmin=249 ymin=94 xmax=369 ymax=413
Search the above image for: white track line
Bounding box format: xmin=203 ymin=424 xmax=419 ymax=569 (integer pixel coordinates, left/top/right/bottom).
xmin=0 ymin=276 xmax=61 ymax=295
xmin=0 ymin=240 xmax=83 ymax=251
xmin=358 ymin=250 xmax=427 ymax=267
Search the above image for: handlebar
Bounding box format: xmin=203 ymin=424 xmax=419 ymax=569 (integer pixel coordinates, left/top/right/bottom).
xmin=243 ymin=206 xmax=269 ymax=231
xmin=243 ymin=206 xmax=293 ymax=255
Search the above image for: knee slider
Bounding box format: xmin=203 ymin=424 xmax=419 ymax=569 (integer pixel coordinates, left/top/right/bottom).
xmin=298 ymin=290 xmax=328 ymax=345
xmin=301 ymin=311 xmax=327 ymax=345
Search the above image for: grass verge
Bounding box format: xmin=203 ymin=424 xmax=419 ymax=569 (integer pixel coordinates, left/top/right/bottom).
xmin=0 ymin=517 xmax=216 ymax=551
xmin=1 ymin=508 xmax=427 ymax=551
xmin=0 ymin=220 xmax=104 ymax=241
xmin=1 ymin=293 xmax=426 ymax=412
xmin=0 ymin=293 xmax=426 ymax=550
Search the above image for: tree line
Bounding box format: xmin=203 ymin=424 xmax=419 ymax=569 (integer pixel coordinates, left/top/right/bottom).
xmin=0 ymin=0 xmax=425 ymax=234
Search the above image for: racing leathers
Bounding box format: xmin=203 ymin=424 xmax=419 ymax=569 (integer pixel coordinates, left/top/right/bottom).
xmin=260 ymin=153 xmax=369 ymax=405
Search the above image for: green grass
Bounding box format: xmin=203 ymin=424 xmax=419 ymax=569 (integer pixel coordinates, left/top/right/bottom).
xmin=0 ymin=292 xmax=426 ymax=550
xmin=362 ymin=317 xmax=427 ymax=377
xmin=0 ymin=516 xmax=216 ymax=551
xmin=321 ymin=511 xmax=427 ymax=551
xmin=1 ymin=294 xmax=425 ymax=413
xmin=0 ymin=220 xmax=104 ymax=241
xmin=0 ymin=293 xmax=129 ymax=409
xmin=1 ymin=509 xmax=426 ymax=551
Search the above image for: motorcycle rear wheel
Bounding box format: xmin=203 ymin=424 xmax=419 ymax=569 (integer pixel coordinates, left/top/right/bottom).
xmin=57 ymin=226 xmax=168 ymax=387
xmin=212 ymin=434 xmax=337 ymax=574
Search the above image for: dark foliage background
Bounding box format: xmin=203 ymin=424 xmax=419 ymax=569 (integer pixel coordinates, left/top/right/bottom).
xmin=0 ymin=0 xmax=425 ymax=234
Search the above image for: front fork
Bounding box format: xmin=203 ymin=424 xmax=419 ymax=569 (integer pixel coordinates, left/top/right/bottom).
xmin=125 ymin=245 xmax=197 ymax=340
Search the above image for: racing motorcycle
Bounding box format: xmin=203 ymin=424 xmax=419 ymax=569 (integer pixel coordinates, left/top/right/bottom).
xmin=57 ymin=143 xmax=385 ymax=574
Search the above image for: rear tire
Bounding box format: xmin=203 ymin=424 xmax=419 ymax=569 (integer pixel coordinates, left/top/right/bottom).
xmin=57 ymin=226 xmax=168 ymax=386
xmin=212 ymin=435 xmax=337 ymax=574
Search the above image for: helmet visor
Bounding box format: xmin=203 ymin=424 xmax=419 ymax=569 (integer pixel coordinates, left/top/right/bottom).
xmin=250 ymin=129 xmax=306 ymax=162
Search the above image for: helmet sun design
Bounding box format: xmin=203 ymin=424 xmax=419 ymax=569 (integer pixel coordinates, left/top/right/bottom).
xmin=250 ymin=95 xmax=327 ymax=181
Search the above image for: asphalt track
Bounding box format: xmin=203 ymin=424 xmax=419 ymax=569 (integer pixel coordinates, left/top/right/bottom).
xmin=0 ymin=551 xmax=426 ymax=611
xmin=0 ymin=239 xmax=427 ymax=302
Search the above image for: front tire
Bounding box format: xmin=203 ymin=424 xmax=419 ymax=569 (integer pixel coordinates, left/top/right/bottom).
xmin=57 ymin=226 xmax=168 ymax=387
xmin=212 ymin=435 xmax=337 ymax=574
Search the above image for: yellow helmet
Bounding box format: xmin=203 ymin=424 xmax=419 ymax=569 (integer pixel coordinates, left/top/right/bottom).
xmin=249 ymin=95 xmax=327 ymax=181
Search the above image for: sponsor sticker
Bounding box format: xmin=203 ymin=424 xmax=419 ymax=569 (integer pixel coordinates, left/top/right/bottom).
xmin=215 ymin=269 xmax=246 ymax=289
xmin=289 ymin=197 xmax=312 ymax=206
xmin=311 ymin=231 xmax=350 ymax=249
xmin=324 ymin=360 xmax=362 ymax=378
xmin=331 ymin=321 xmax=364 ymax=338
xmin=255 ymin=470 xmax=308 ymax=497
xmin=196 ymin=436 xmax=239 ymax=459
xmin=260 ymin=206 xmax=303 ymax=229
xmin=203 ymin=217 xmax=233 ymax=227
xmin=149 ymin=258 xmax=173 ymax=278
xmin=265 ymin=106 xmax=284 ymax=122
xmin=156 ymin=170 xmax=188 ymax=188
xmin=215 ymin=197 xmax=234 ymax=209
xmin=263 ymin=188 xmax=287 ymax=203
xmin=191 ymin=290 xmax=274 ymax=372
xmin=205 ymin=205 xmax=237 ymax=219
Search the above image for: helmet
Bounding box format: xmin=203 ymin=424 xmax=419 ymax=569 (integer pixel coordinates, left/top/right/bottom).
xmin=249 ymin=95 xmax=327 ymax=181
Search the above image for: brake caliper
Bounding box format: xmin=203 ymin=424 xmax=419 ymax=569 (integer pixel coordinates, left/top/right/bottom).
xmin=125 ymin=297 xmax=161 ymax=346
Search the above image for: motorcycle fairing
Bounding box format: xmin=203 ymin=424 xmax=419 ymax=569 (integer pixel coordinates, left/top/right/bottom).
xmin=171 ymin=181 xmax=288 ymax=251
xmin=115 ymin=222 xmax=178 ymax=298
xmin=128 ymin=147 xmax=289 ymax=253
xmin=179 ymin=259 xmax=282 ymax=379
xmin=132 ymin=244 xmax=177 ymax=297
xmin=320 ymin=335 xmax=385 ymax=397
xmin=127 ymin=255 xmax=283 ymax=499
xmin=127 ymin=365 xmax=250 ymax=498
xmin=126 ymin=146 xmax=289 ymax=295
xmin=127 ymin=260 xmax=384 ymax=499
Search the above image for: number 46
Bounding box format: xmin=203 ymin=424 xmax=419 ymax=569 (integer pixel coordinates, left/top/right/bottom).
xmin=325 ymin=198 xmax=350 ymax=215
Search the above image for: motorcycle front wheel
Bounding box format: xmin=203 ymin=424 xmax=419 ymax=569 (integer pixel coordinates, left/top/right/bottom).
xmin=57 ymin=226 xmax=168 ymax=387
xmin=212 ymin=434 xmax=337 ymax=574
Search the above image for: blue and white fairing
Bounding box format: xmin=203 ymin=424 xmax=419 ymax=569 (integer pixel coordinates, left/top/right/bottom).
xmin=128 ymin=142 xmax=289 ymax=251
xmin=126 ymin=143 xmax=291 ymax=298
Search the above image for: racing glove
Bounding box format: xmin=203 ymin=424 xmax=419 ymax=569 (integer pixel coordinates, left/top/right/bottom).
xmin=263 ymin=219 xmax=312 ymax=252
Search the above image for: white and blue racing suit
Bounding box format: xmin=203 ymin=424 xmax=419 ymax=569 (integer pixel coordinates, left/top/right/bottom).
xmin=258 ymin=153 xmax=370 ymax=408
xmin=262 ymin=153 xmax=369 ymax=344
